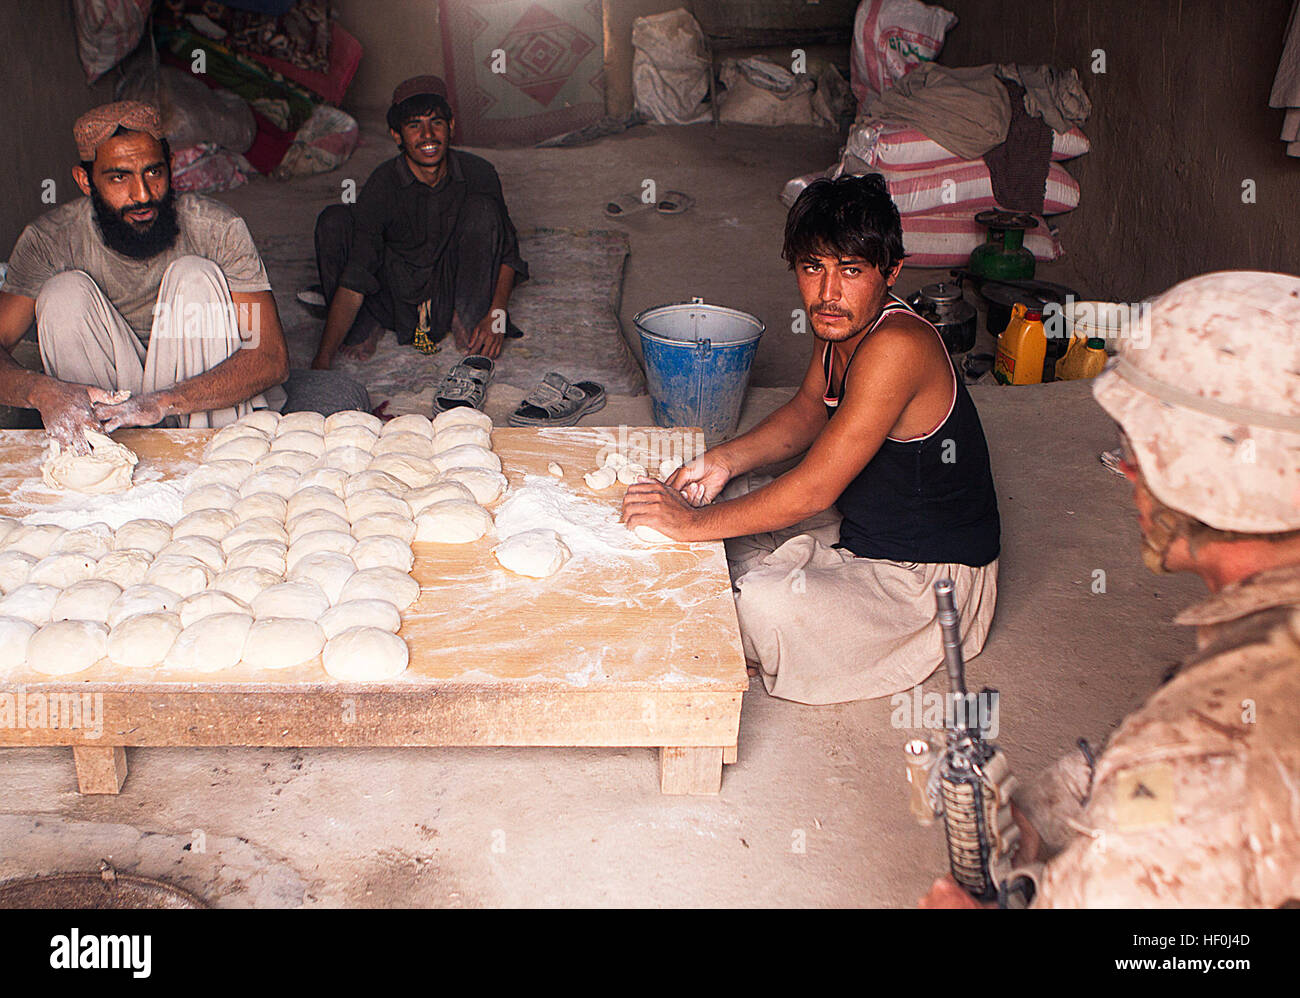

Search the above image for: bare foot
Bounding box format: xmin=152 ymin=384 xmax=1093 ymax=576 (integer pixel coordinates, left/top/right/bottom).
xmin=450 ymin=312 xmax=472 ymax=352
xmin=340 ymin=326 xmax=383 ymax=362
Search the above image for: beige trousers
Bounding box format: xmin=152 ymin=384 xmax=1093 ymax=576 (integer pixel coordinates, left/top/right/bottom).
xmin=34 ymin=255 xmax=281 ymax=428
xmin=724 ymin=472 xmax=999 ymax=705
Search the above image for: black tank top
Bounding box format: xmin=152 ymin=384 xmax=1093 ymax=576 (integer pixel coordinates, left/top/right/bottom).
xmin=825 ymin=296 xmax=1000 ymax=567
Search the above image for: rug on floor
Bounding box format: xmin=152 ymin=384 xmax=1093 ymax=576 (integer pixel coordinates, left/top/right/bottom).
xmin=331 ymin=225 xmax=643 ymax=403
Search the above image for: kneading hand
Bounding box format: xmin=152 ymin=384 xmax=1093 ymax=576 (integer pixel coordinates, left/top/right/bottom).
xmin=666 ymin=452 xmax=732 ymax=508
xmin=93 ymin=391 xmax=167 ymax=433
xmin=34 ymin=382 xmax=121 ymax=455
xmin=621 ymin=478 xmax=707 ymax=541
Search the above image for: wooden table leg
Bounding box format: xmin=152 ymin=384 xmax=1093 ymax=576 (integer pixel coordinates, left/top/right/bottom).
xmin=73 ymin=746 xmax=127 ymax=794
xmin=723 ymin=744 xmax=737 ymax=765
xmin=659 ymin=746 xmax=724 ymax=795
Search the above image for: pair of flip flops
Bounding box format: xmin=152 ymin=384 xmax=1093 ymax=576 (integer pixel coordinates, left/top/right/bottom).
xmin=604 ymin=190 xmax=694 ymax=218
xmin=433 ymin=359 xmax=606 ymax=427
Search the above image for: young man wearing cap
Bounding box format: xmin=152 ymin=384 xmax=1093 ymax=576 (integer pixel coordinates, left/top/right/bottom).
xmin=623 ymin=176 xmax=1000 ymax=704
xmin=0 ymin=100 xmax=293 ymax=452
xmin=311 ymin=75 xmax=529 ymax=368
xmin=922 ymin=270 xmax=1300 ymax=908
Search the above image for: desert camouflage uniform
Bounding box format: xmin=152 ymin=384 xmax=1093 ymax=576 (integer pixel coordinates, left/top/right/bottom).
xmin=1026 ymin=564 xmax=1300 ymax=907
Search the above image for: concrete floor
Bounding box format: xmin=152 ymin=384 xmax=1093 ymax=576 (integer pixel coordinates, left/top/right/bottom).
xmin=0 ymin=123 xmax=1205 ymax=907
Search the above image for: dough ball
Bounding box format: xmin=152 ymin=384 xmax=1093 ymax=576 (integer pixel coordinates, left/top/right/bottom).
xmin=159 ymin=536 xmax=225 ymax=573
xmin=325 ymin=410 xmax=382 ymax=435
xmin=182 ymin=483 xmax=240 ymax=515
xmin=616 ymin=462 xmax=648 ymax=485
xmin=178 ymin=589 xmax=251 ymax=629
xmin=93 ymin=549 xmax=154 ymax=589
xmin=372 ymin=432 xmax=435 ymax=459
xmin=242 ymin=618 xmax=325 ymax=671
xmin=584 ymin=467 xmax=616 ymax=491
xmin=324 ymin=425 xmax=378 ymax=453
xmin=366 ymin=453 xmax=440 ymax=489
xmin=239 ymin=409 xmax=281 ymax=435
xmin=114 ymin=518 xmax=172 ymax=554
xmin=221 ymin=516 xmax=289 ymax=554
xmin=51 ymin=579 xmax=123 ymax=623
xmin=225 ymin=540 xmax=286 ymax=575
xmin=433 ymin=423 xmax=491 ymax=454
xmin=51 ymin=522 xmax=114 ymax=558
xmin=188 ymin=459 xmax=254 ymax=492
xmin=493 ymin=529 xmax=570 ymax=579
xmin=41 ymin=431 xmax=137 ymax=493
xmin=0 ymin=517 xmax=19 ymax=546
xmin=441 ymin=467 xmax=507 ymax=505
xmin=603 ymin=452 xmax=628 ymax=470
xmin=285 ymin=530 xmax=357 ymax=572
xmin=276 ymin=411 xmax=326 ymax=436
xmin=27 ymin=620 xmax=108 ymax=674
xmin=351 ymin=534 xmax=414 ymax=573
xmin=404 ymin=480 xmax=476 ymax=515
xmin=414 ymin=500 xmax=492 ymax=544
xmin=254 ymin=449 xmax=315 ymax=476
xmin=251 ymin=580 xmax=330 ymax=621
xmin=432 ymin=444 xmax=500 ymax=474
xmin=432 ymin=406 xmax=492 ymax=433
xmin=286 ymin=551 xmax=356 ymax=604
xmin=164 ymin=612 xmax=252 ymax=673
xmin=3 ymin=524 xmax=67 ymax=558
xmin=286 ymin=486 xmax=348 ymax=522
xmin=272 ymin=431 xmax=325 ymax=457
xmin=320 ymin=599 xmax=402 ymax=640
xmin=323 ymin=626 xmax=409 ymax=681
xmin=211 ymin=566 xmax=281 ymax=605
xmin=233 ymin=492 xmax=288 ymax=523
xmin=0 ymin=583 xmax=61 ymax=625
xmin=239 ymin=467 xmax=300 ymax=499
xmin=286 ymin=509 xmax=351 ymax=543
xmin=144 ymin=554 xmax=213 ymax=598
xmin=29 ymin=552 xmax=98 ymax=587
xmin=206 ymin=436 xmax=270 ymax=464
xmin=344 ymin=470 xmax=409 ymax=497
xmin=0 ymin=551 xmax=37 ymax=594
xmin=205 ymin=422 xmax=267 ymax=457
xmin=315 ymin=445 xmax=372 ymax=475
xmin=172 ymin=508 xmax=238 ymax=541
xmin=381 ymin=413 xmax=435 ymax=439
xmin=294 ymin=467 xmax=348 ymax=498
xmin=107 ymin=611 xmax=182 ymax=670
xmin=0 ymin=615 xmax=38 ymax=675
xmin=337 ymin=567 xmax=419 ymax=610
xmin=351 ymin=512 xmax=416 ymax=544
xmin=106 ymin=584 xmax=182 ymax=628
xmin=346 ymin=490 xmax=412 ymax=522
xmin=659 ymin=457 xmax=683 ymax=480
xmin=547 ymin=462 xmax=564 ymax=477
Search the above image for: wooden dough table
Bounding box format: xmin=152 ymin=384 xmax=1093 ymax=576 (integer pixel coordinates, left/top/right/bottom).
xmin=0 ymin=426 xmax=747 ymax=795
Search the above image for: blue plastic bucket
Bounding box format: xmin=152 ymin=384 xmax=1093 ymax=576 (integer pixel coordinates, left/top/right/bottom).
xmin=634 ymin=298 xmax=764 ymax=440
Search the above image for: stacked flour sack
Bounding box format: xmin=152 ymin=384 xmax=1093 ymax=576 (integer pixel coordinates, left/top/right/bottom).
xmin=0 ymin=406 xmax=505 ymax=681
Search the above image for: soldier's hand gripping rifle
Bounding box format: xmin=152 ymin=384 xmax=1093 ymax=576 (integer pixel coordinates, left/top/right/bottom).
xmin=904 ymin=579 xmax=1035 ymax=907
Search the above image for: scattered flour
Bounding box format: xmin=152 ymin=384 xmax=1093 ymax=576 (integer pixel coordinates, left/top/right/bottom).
xmin=491 ymin=475 xmax=650 ymax=560
xmin=22 ymin=480 xmax=185 ymax=530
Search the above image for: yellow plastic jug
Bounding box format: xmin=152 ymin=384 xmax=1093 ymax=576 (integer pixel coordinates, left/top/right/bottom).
xmin=994 ymin=304 xmax=1046 ymax=385
xmin=1054 ymin=335 xmax=1109 ymax=381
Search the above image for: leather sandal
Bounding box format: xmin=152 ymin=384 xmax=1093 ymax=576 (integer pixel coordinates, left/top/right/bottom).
xmin=508 ymin=373 xmax=606 ymax=427
xmin=433 ymin=354 xmax=494 ymax=413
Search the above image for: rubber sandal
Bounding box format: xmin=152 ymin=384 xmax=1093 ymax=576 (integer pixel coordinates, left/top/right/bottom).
xmin=603 ymin=191 xmax=654 ymax=218
xmin=508 ymin=373 xmax=606 ymax=427
xmin=433 ymin=354 xmax=494 ymax=413
xmin=656 ymin=190 xmax=694 ymax=214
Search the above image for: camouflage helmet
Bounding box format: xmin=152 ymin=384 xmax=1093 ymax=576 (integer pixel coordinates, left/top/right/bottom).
xmin=1092 ymin=270 xmax=1300 ymax=533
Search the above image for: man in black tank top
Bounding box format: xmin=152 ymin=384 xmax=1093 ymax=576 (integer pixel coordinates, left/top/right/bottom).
xmin=623 ymin=176 xmax=1000 ymax=704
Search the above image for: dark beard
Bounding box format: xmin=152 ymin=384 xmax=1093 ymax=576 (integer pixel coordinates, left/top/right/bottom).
xmin=90 ymin=184 xmax=180 ymax=260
